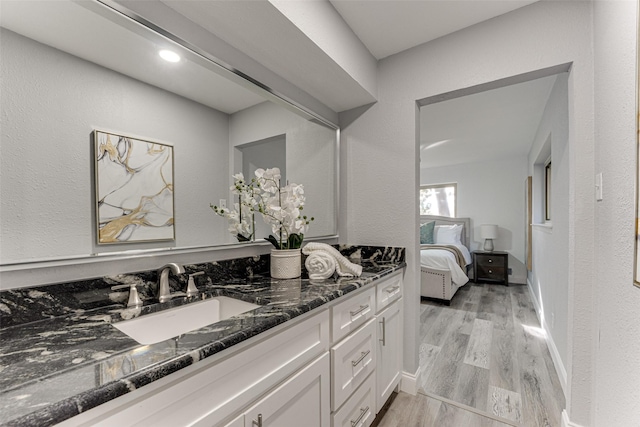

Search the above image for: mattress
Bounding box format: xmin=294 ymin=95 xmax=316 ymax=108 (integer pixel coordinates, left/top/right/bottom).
xmin=420 ymin=243 xmax=471 ymax=286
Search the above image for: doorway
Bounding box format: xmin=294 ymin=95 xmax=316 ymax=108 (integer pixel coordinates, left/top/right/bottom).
xmin=416 ymin=66 xmax=570 ymax=426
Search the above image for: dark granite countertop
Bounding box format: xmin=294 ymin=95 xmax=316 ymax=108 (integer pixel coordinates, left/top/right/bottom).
xmin=0 ymin=245 xmax=405 ymax=426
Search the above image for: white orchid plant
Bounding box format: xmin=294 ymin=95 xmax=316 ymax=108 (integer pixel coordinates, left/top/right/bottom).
xmin=210 ymin=173 xmax=255 ymax=242
xmin=211 ymin=167 xmax=313 ymax=249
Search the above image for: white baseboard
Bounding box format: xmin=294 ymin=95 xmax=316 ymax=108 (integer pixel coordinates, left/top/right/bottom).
xmin=562 ymin=409 xmax=585 ymax=427
xmin=526 ymin=279 xmax=567 ymax=398
xmin=400 ymin=366 xmax=421 ymax=395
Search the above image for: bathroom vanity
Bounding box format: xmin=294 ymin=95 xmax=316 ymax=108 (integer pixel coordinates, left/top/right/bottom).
xmin=0 ymin=246 xmax=405 ymax=426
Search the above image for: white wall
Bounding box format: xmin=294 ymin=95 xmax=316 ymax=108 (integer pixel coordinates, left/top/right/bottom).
xmin=593 ymin=1 xmax=640 ymax=426
xmin=0 ymin=29 xmax=229 ymax=266
xmin=339 ymin=2 xmax=595 ymax=424
xmin=421 ymin=156 xmax=528 ymax=284
xmin=527 ymin=73 xmax=570 ymax=393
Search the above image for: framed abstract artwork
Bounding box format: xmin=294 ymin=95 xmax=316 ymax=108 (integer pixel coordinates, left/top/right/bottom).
xmin=94 ymin=130 xmax=175 ymax=244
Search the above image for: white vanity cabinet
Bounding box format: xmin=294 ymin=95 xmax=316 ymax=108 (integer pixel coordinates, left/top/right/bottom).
xmin=329 ymin=271 xmax=403 ymax=427
xmin=57 ymin=270 xmax=404 ymax=427
xmin=59 ymin=310 xmax=330 ymax=427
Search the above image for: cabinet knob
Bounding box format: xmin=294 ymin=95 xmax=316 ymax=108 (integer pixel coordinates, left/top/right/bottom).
xmin=488 ymin=259 xmax=493 ymax=263
xmin=488 ymin=270 xmax=493 ymax=274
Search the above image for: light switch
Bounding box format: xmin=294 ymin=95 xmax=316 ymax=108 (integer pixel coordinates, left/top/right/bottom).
xmin=595 ymin=173 xmax=603 ymax=201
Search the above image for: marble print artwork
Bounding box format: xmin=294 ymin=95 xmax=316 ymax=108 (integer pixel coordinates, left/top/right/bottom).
xmin=95 ymin=130 xmax=174 ymax=244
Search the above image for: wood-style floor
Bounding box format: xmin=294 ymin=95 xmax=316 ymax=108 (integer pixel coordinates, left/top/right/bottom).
xmin=414 ymin=282 xmax=565 ymax=427
xmin=375 ymin=391 xmax=515 ymax=427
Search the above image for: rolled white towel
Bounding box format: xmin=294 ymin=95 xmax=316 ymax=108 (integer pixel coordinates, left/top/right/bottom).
xmin=302 ymin=242 xmax=363 ymax=277
xmin=305 ymin=251 xmax=336 ymax=279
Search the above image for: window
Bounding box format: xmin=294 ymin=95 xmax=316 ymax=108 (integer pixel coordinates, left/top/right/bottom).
xmin=544 ymin=158 xmax=552 ymax=221
xmin=419 ymin=183 xmax=456 ymax=217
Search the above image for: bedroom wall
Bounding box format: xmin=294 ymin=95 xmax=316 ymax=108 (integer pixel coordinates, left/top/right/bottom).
xmin=527 ymin=72 xmax=570 ymax=393
xmin=339 ymin=1 xmax=595 ymax=424
xmin=592 ymin=1 xmax=640 ymax=425
xmin=421 ymin=156 xmax=529 ymax=285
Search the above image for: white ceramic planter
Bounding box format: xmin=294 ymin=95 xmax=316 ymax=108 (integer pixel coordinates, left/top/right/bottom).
xmin=270 ymin=248 xmax=302 ymax=279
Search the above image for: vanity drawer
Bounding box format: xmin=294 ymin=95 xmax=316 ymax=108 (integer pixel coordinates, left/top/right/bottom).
xmin=331 ymin=318 xmax=376 ymax=411
xmin=331 ymin=372 xmax=375 ymax=427
xmin=375 ymin=271 xmax=402 ymax=313
xmin=331 ymin=287 xmax=375 ymax=343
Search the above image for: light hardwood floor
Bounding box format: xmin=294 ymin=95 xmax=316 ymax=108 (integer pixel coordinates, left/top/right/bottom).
xmin=416 ymin=282 xmax=565 ymax=427
xmin=375 ymin=392 xmax=516 ymax=427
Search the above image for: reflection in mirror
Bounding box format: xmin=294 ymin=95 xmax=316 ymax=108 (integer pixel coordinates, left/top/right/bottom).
xmin=0 ymin=0 xmax=337 ymax=266
xmin=235 ymin=136 xmax=287 ymax=242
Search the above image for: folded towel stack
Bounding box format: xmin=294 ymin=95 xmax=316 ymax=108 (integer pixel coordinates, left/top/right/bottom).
xmin=302 ymin=242 xmax=363 ymax=279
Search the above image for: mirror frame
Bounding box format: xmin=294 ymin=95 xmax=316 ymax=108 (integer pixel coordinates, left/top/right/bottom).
xmin=0 ymin=0 xmax=339 ymax=271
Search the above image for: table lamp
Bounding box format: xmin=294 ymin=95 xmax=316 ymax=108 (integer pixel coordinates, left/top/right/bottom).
xmin=481 ymin=224 xmax=498 ymax=252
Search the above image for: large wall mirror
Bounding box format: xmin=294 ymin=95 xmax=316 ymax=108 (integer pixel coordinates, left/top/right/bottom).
xmin=0 ymin=0 xmax=338 ymax=267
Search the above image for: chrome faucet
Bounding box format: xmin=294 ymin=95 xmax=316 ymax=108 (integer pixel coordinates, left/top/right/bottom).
xmin=157 ymin=263 xmax=185 ymax=303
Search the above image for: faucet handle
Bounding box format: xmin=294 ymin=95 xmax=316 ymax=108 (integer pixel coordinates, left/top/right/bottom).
xmin=186 ymin=272 xmax=205 ymax=297
xmin=111 ymin=283 xmax=143 ymax=308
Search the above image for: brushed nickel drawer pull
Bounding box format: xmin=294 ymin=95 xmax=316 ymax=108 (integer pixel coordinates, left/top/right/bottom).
xmin=351 ymin=406 xmax=370 ymax=427
xmin=351 ymin=350 xmax=371 ymax=367
xmin=384 ymin=285 xmax=400 ymax=293
xmin=350 ymin=304 xmax=369 ymax=317
xmin=380 ymin=317 xmax=386 ymax=346
xmin=253 ymin=414 xmax=262 ymax=427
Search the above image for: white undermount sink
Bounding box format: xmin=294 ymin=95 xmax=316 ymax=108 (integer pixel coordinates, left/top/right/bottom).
xmin=113 ymin=296 xmax=260 ymax=345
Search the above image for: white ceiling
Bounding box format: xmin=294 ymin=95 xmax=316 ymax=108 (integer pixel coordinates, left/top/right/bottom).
xmin=419 ymin=74 xmax=558 ymax=168
xmin=329 ymin=0 xmax=539 ymax=60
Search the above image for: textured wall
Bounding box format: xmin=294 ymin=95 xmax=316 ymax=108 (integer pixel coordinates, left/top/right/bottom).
xmin=339 ymin=1 xmax=595 ymax=421
xmin=593 ymin=1 xmax=640 ymax=425
xmin=527 ymin=73 xmax=570 ymax=392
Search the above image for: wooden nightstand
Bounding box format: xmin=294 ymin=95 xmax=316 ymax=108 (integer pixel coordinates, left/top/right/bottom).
xmin=473 ymin=251 xmax=508 ymax=285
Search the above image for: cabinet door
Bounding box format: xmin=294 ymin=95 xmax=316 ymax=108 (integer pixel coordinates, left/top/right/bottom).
xmin=375 ymin=299 xmax=402 ymax=413
xmin=243 ymin=353 xmax=330 ymax=427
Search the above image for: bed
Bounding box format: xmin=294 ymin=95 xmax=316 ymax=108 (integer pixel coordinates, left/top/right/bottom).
xmin=419 ymin=215 xmax=472 ymax=304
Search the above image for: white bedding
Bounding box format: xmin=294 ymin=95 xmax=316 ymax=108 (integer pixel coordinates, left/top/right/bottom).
xmin=420 ymin=243 xmax=471 ymax=286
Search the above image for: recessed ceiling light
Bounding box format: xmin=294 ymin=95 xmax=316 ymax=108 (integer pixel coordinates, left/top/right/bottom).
xmin=159 ymin=49 xmax=180 ymax=63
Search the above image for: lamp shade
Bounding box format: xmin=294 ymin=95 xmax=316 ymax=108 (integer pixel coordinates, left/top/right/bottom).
xmin=480 ymin=224 xmax=498 ymax=239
